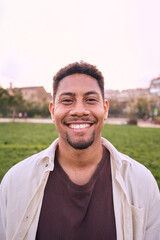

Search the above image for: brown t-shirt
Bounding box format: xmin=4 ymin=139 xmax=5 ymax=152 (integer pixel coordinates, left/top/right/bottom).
xmin=36 ymin=147 xmax=116 ymax=240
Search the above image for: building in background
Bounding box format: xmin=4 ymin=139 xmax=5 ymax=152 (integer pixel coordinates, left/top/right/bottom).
xmin=8 ymin=86 xmax=52 ymax=104
xmin=4 ymin=76 xmax=160 ymax=119
xmin=105 ymin=88 xmax=150 ymax=103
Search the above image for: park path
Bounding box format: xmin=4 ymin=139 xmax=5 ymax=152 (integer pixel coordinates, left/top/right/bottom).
xmin=0 ymin=118 xmax=160 ymax=128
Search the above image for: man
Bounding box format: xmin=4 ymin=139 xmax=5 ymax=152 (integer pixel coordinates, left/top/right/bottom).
xmin=0 ymin=61 xmax=160 ymax=240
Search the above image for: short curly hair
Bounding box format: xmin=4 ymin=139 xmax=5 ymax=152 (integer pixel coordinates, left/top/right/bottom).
xmin=53 ymin=61 xmax=104 ymax=100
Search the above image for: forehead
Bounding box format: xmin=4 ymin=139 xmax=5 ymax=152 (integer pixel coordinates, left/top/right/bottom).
xmin=56 ymin=74 xmax=102 ymax=96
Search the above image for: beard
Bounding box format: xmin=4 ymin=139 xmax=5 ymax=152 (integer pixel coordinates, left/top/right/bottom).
xmin=65 ymin=131 xmax=95 ymax=150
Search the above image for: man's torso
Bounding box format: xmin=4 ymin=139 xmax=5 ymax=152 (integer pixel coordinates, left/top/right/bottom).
xmin=36 ymin=146 xmax=116 ymax=240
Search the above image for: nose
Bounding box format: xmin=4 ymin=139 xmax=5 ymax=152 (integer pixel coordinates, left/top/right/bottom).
xmin=69 ymin=101 xmax=90 ymax=116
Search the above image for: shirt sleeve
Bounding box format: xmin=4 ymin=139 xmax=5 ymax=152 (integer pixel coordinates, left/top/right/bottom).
xmin=144 ymin=171 xmax=160 ymax=240
xmin=0 ymin=175 xmax=8 ymax=240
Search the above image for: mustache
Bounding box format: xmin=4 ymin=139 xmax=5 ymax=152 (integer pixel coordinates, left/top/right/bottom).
xmin=63 ymin=117 xmax=97 ymax=124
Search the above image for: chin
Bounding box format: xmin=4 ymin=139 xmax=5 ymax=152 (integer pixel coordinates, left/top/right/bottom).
xmin=68 ymin=141 xmax=94 ymax=150
xmin=66 ymin=133 xmax=95 ymax=150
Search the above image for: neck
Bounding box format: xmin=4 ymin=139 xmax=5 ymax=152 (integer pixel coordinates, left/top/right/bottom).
xmin=56 ymin=138 xmax=103 ymax=185
xmin=58 ymin=138 xmax=103 ymax=167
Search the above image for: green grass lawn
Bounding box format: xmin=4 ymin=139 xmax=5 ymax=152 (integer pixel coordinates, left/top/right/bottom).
xmin=0 ymin=122 xmax=160 ymax=188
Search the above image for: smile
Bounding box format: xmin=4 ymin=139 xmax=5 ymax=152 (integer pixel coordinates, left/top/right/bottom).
xmin=68 ymin=124 xmax=91 ymax=129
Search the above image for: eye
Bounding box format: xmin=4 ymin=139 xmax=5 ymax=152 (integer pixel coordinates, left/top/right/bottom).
xmin=86 ymin=98 xmax=97 ymax=103
xmin=61 ymin=98 xmax=73 ymax=105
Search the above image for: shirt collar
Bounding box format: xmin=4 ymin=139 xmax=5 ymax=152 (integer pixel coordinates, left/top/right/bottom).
xmin=101 ymin=137 xmax=132 ymax=170
xmin=36 ymin=137 xmax=132 ymax=172
xmin=36 ymin=138 xmax=59 ymax=169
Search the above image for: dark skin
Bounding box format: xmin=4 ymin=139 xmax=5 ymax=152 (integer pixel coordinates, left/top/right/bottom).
xmin=49 ymin=74 xmax=109 ymax=185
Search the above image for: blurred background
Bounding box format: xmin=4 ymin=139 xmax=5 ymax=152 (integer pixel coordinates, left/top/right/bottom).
xmin=0 ymin=0 xmax=160 ymax=120
xmin=0 ymin=0 xmax=160 ymax=186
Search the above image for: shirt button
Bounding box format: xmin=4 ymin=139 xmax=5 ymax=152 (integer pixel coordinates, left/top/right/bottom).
xmin=45 ymin=164 xmax=48 ymax=167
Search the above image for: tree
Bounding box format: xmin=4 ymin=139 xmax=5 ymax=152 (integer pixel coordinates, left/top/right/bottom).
xmin=0 ymin=88 xmax=12 ymax=117
xmin=10 ymin=88 xmax=26 ymax=114
xmin=128 ymin=96 xmax=160 ymax=119
xmin=135 ymin=97 xmax=149 ymax=118
xmin=108 ymin=98 xmax=126 ymax=117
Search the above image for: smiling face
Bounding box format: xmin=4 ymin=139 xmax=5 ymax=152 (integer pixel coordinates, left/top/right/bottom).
xmin=49 ymin=74 xmax=109 ymax=150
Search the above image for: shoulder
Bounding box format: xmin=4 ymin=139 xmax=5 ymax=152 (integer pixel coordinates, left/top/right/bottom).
xmin=2 ymin=150 xmax=46 ymax=183
xmin=118 ymin=151 xmax=157 ymax=190
xmin=0 ymin=151 xmax=45 ymax=201
xmin=101 ymin=137 xmax=159 ymax=203
xmin=120 ymin=152 xmax=157 ymax=194
xmin=0 ymin=139 xmax=59 ymax=190
xmin=102 ymin=137 xmax=155 ymax=181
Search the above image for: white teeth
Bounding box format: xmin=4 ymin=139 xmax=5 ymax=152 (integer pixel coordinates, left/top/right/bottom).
xmin=69 ymin=124 xmax=90 ymax=129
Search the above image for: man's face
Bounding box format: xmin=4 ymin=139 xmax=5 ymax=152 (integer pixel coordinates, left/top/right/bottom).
xmin=50 ymin=74 xmax=109 ymax=150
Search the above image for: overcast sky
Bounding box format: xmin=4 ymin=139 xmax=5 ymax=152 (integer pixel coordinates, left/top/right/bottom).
xmin=0 ymin=0 xmax=160 ymax=93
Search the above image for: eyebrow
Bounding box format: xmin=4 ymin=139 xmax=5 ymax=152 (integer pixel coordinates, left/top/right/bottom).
xmin=59 ymin=91 xmax=100 ymax=97
xmin=84 ymin=91 xmax=100 ymax=96
xmin=59 ymin=92 xmax=75 ymax=97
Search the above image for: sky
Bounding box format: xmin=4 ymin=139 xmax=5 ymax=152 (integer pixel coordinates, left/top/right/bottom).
xmin=0 ymin=0 xmax=160 ymax=94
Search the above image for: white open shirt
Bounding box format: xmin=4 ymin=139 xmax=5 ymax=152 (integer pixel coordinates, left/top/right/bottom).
xmin=0 ymin=138 xmax=160 ymax=240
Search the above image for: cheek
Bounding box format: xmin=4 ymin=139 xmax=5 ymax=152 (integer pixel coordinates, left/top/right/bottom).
xmin=53 ymin=110 xmax=66 ymax=129
xmin=96 ymin=109 xmax=106 ymax=120
xmin=54 ymin=114 xmax=62 ymax=127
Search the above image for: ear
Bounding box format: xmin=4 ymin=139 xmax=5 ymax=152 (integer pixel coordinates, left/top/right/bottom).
xmin=49 ymin=101 xmax=55 ymax=123
xmin=103 ymin=99 xmax=109 ymax=120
